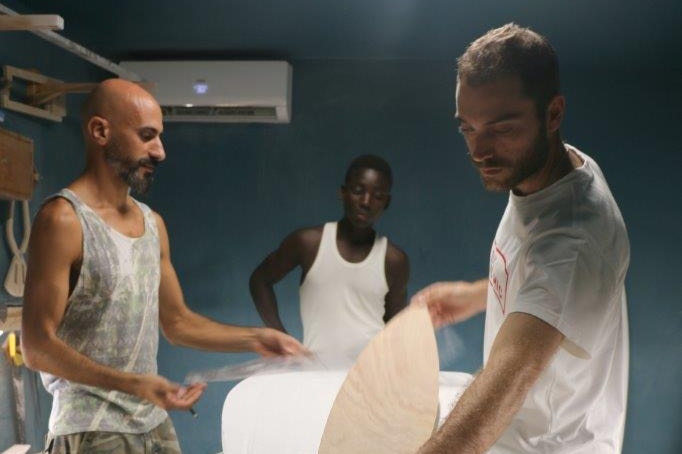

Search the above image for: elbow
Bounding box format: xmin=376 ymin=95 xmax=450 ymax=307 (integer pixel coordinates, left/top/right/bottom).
xmin=249 ymin=270 xmax=273 ymax=299
xmin=164 ymin=335 xmax=180 ymax=347
xmin=249 ymin=270 xmax=266 ymax=294
xmin=22 ymin=349 xmax=40 ymax=371
xmin=160 ymin=322 xmax=183 ymax=347
xmin=160 ymin=312 xmax=195 ymax=347
xmin=20 ymin=332 xmax=47 ymax=372
xmin=248 ymin=272 xmax=259 ymax=293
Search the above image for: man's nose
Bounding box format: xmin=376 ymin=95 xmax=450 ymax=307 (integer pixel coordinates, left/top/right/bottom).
xmin=468 ymin=134 xmax=494 ymax=162
xmin=150 ymin=139 xmax=166 ymax=162
xmin=360 ymin=192 xmax=371 ymax=206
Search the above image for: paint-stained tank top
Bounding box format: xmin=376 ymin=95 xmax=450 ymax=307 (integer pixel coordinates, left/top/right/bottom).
xmin=299 ymin=222 xmax=389 ymax=359
xmin=40 ymin=189 xmax=167 ymax=435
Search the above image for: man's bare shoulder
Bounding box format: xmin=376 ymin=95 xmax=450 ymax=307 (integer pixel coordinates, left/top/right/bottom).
xmin=30 ymin=198 xmax=82 ymax=263
xmin=385 ymin=240 xmax=409 ymax=268
xmin=150 ymin=210 xmax=166 ymax=228
xmin=286 ymin=225 xmax=324 ymax=250
xmin=34 ymin=197 xmax=80 ymax=233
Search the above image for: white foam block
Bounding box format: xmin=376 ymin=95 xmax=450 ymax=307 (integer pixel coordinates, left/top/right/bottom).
xmin=221 ymin=370 xmax=472 ymax=454
xmin=1 ymin=445 xmax=31 ymax=454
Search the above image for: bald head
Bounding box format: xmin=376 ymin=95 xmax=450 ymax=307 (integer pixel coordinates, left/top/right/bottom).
xmin=79 ymin=79 xmax=165 ymax=192
xmin=81 ymin=79 xmax=160 ymax=129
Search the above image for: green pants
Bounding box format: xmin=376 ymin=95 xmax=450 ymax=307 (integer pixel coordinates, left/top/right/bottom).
xmin=43 ymin=417 xmax=181 ymax=454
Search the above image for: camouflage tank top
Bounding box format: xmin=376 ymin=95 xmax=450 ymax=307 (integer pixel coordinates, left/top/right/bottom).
xmin=41 ymin=189 xmax=167 ymax=435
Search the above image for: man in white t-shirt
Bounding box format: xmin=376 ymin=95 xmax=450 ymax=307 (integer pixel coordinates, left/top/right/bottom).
xmin=413 ymin=23 xmax=629 ymax=453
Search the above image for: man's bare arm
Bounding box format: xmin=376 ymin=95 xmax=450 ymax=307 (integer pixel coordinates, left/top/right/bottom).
xmin=417 ymin=312 xmax=565 ymax=453
xmin=411 ymin=279 xmax=488 ymax=327
xmin=156 ymin=214 xmax=305 ymax=356
xmin=383 ymin=244 xmax=410 ymax=322
xmin=248 ymin=230 xmax=311 ymax=332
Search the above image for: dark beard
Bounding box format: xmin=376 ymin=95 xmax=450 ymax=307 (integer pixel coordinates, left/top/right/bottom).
xmin=471 ymin=124 xmax=550 ymax=192
xmin=104 ymin=140 xmax=158 ymax=195
xmin=503 ymin=130 xmax=550 ymax=191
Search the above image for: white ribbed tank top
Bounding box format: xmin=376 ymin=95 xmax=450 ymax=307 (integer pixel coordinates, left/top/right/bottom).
xmin=299 ymin=222 xmax=389 ymax=358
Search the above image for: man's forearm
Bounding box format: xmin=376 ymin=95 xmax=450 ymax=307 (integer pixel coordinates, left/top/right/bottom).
xmin=470 ymin=278 xmax=489 ymax=312
xmin=249 ymin=279 xmax=287 ymax=331
xmin=418 ymin=313 xmax=563 ymax=454
xmin=23 ymin=334 xmax=141 ymax=396
xmin=417 ymin=360 xmax=533 ymax=454
xmin=163 ymin=310 xmax=263 ymax=351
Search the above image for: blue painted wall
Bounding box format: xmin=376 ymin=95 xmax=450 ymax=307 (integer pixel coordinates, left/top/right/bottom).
xmin=1 ymin=17 xmax=680 ymax=454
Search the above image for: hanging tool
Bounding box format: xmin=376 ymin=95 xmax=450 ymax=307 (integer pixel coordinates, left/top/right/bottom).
xmin=4 ymin=200 xmax=30 ymax=297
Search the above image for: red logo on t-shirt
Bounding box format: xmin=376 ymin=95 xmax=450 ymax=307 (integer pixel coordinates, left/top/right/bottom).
xmin=489 ymin=243 xmax=509 ymax=314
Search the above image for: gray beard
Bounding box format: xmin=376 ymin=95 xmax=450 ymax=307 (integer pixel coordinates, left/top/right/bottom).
xmin=104 ymin=145 xmax=154 ymax=195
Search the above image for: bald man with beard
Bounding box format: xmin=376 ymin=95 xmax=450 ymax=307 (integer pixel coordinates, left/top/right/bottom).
xmin=21 ymin=79 xmax=305 ymax=454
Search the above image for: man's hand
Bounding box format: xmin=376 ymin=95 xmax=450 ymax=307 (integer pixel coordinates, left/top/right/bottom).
xmin=132 ymin=374 xmax=206 ymax=410
xmin=251 ymin=328 xmax=307 ymax=357
xmin=411 ymin=280 xmax=488 ymax=328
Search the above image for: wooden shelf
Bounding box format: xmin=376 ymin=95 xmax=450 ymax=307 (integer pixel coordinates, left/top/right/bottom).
xmin=0 ymin=14 xmax=63 ymax=32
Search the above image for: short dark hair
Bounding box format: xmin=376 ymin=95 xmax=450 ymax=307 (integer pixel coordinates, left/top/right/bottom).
xmin=457 ymin=23 xmax=560 ymax=114
xmin=344 ymin=155 xmax=393 ymax=188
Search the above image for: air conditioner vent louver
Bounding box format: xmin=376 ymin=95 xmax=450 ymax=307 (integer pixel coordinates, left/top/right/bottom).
xmin=161 ymin=105 xmax=278 ymax=122
xmin=119 ymin=61 xmax=291 ymax=123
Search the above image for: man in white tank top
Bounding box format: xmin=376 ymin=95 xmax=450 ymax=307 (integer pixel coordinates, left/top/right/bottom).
xmin=250 ymin=155 xmax=410 ymax=358
xmin=21 ymin=79 xmax=305 ymax=453
xmin=414 ymin=24 xmax=629 ymax=453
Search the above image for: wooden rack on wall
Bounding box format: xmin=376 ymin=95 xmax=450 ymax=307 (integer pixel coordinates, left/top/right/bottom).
xmin=0 ymin=13 xmax=63 ymax=31
xmin=1 ymin=3 xmax=140 ymax=80
xmin=1 ymin=65 xmax=154 ymax=122
xmin=0 ymin=65 xmax=68 ymax=122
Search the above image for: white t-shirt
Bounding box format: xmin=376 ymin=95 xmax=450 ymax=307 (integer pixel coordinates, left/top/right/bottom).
xmin=485 ymin=146 xmax=629 ymax=453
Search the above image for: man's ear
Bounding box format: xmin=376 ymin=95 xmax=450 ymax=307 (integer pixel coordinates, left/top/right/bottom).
xmin=546 ymin=95 xmax=565 ymax=136
xmin=338 ymin=185 xmax=345 ymax=200
xmin=87 ymin=116 xmax=110 ymax=146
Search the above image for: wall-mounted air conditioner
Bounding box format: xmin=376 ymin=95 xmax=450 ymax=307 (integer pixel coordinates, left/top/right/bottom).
xmin=119 ymin=60 xmax=292 ymax=123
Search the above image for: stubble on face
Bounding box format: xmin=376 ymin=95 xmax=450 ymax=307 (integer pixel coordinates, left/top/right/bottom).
xmin=103 ymin=136 xmax=158 ymax=195
xmin=456 ymin=76 xmax=553 ymax=193
xmin=470 ymin=120 xmax=550 ymax=192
